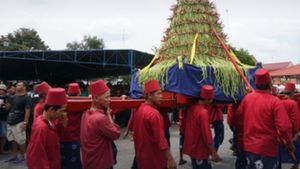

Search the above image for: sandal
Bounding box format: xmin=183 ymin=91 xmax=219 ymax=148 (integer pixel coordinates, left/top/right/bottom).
xmin=4 ymin=157 xmax=18 ymax=163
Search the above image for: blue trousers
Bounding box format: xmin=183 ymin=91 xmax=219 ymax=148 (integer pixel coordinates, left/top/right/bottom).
xmin=112 ymin=141 xmax=117 ymax=164
xmin=191 ymin=158 xmax=212 ymax=169
xmin=245 ymin=152 xmax=278 ymax=169
xmin=235 ymin=151 xmax=247 ymax=169
xmin=60 ymin=141 xmax=82 ymax=169
xmin=212 ymin=120 xmax=224 ymax=151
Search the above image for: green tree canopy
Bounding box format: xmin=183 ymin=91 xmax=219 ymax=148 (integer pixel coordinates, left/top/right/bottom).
xmin=231 ymin=47 xmax=257 ymax=66
xmin=0 ymin=28 xmax=49 ymax=51
xmin=66 ymin=35 xmax=105 ymax=50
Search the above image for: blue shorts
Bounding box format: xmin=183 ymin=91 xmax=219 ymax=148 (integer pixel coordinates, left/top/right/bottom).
xmin=0 ymin=121 xmax=7 ymax=138
xmin=61 ymin=141 xmax=82 ymax=169
xmin=191 ymin=158 xmax=212 ymax=169
xmin=179 ymin=133 xmax=184 ymax=149
xmin=245 ymin=151 xmax=278 ymax=169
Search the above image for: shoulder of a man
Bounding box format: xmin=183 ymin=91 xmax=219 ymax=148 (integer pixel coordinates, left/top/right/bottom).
xmin=89 ymin=110 xmax=107 ymax=123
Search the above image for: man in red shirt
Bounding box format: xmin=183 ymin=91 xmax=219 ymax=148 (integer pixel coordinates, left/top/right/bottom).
xmin=183 ymin=85 xmax=221 ymax=169
xmin=238 ymin=68 xmax=293 ymax=169
xmin=80 ymin=80 xmax=121 ymax=169
xmin=33 ymin=81 xmax=51 ymax=120
xmin=60 ymin=83 xmax=83 ymax=169
xmin=227 ymin=103 xmax=247 ymax=169
xmin=209 ymin=104 xmax=224 ymax=152
xmin=26 ymin=88 xmax=68 ymax=169
xmin=132 ymin=80 xmax=176 ymax=169
xmin=178 ymin=109 xmax=187 ymax=165
xmin=279 ymin=82 xmax=300 ymax=169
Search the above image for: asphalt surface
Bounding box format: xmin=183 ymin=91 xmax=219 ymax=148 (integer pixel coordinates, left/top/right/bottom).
xmin=0 ymin=116 xmax=294 ymax=169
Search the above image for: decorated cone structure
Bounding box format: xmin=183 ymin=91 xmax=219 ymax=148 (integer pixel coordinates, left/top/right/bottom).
xmin=133 ymin=0 xmax=259 ymax=101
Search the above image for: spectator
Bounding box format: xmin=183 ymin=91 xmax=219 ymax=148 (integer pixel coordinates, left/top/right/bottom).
xmin=0 ymin=84 xmax=10 ymax=154
xmin=5 ymin=81 xmax=31 ymax=163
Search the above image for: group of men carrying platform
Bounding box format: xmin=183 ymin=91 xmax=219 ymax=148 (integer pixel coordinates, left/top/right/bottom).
xmin=24 ymin=67 xmax=300 ymax=169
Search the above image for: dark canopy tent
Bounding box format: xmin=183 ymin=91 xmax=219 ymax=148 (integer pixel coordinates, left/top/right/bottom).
xmin=0 ymin=49 xmax=154 ymax=84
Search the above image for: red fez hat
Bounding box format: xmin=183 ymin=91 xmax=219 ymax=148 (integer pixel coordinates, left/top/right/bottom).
xmin=90 ymin=80 xmax=110 ymax=96
xmin=271 ymin=87 xmax=278 ymax=95
xmin=36 ymin=82 xmax=51 ymax=95
xmin=45 ymin=88 xmax=67 ymax=105
xmin=67 ymin=83 xmax=80 ymax=95
xmin=200 ymin=85 xmax=214 ymax=99
xmin=285 ymin=82 xmax=296 ymax=92
xmin=144 ymin=80 xmax=161 ymax=94
xmin=255 ymin=68 xmax=272 ymax=85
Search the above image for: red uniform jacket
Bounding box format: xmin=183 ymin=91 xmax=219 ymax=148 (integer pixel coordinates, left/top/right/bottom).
xmin=132 ymin=103 xmax=169 ymax=169
xmin=178 ymin=110 xmax=187 ymax=134
xmin=33 ymin=101 xmax=44 ymax=120
xmin=209 ymin=105 xmax=224 ymax=123
xmin=227 ymin=103 xmax=244 ymax=150
xmin=238 ymin=90 xmax=292 ymax=157
xmin=183 ymin=104 xmax=213 ymax=160
xmin=80 ymin=109 xmax=121 ymax=169
xmin=227 ymin=104 xmax=236 ymax=128
xmin=160 ymin=108 xmax=171 ymax=130
xmin=26 ymin=116 xmax=61 ymax=169
xmin=282 ymin=98 xmax=300 ymax=137
xmin=60 ymin=111 xmax=83 ymax=142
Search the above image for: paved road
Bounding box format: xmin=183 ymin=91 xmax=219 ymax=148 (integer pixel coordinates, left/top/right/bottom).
xmin=0 ymin=116 xmax=294 ymax=169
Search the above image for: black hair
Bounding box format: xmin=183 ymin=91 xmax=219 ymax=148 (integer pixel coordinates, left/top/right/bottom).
xmin=17 ymin=81 xmax=28 ymax=89
xmin=38 ymin=93 xmax=47 ymax=99
xmin=280 ymin=90 xmax=293 ymax=95
xmin=44 ymin=104 xmax=63 ymax=111
xmin=144 ymin=90 xmax=157 ymax=100
xmin=68 ymin=93 xmax=78 ymax=97
xmin=256 ymin=83 xmax=271 ymax=90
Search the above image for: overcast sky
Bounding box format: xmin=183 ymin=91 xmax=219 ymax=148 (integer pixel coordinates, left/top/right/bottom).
xmin=1 ymin=0 xmax=300 ymax=64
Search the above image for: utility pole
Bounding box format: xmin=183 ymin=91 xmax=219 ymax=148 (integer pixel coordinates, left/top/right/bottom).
xmin=297 ymin=33 xmax=299 ymax=63
xmin=226 ymin=9 xmax=229 ymax=32
xmin=122 ymin=28 xmax=126 ymax=48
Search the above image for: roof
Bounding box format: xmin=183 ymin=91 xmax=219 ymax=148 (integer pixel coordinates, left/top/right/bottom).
xmin=263 ymin=61 xmax=293 ymax=71
xmin=0 ymin=49 xmax=154 ymax=84
xmin=270 ymin=64 xmax=300 ymax=77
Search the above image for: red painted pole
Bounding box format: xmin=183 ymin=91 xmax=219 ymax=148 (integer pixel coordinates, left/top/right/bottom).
xmin=211 ymin=27 xmax=254 ymax=91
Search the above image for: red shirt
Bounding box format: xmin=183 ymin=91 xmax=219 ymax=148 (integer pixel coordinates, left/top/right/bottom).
xmin=33 ymin=101 xmax=44 ymax=120
xmin=26 ymin=116 xmax=61 ymax=169
xmin=80 ymin=109 xmax=121 ymax=169
xmin=183 ymin=104 xmax=213 ymax=160
xmin=227 ymin=104 xmax=236 ymax=127
xmin=160 ymin=108 xmax=171 ymax=130
xmin=298 ymin=101 xmax=300 ymax=129
xmin=238 ymin=90 xmax=292 ymax=157
xmin=127 ymin=109 xmax=136 ymax=132
xmin=227 ymin=103 xmax=244 ymax=149
xmin=209 ymin=105 xmax=224 ymax=123
xmin=132 ymin=103 xmax=169 ymax=169
xmin=60 ymin=111 xmax=83 ymax=142
xmin=178 ymin=110 xmax=187 ymax=134
xmin=282 ymin=98 xmax=299 ymax=137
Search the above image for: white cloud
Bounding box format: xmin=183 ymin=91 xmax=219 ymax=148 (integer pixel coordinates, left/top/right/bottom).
xmin=0 ymin=0 xmax=300 ymax=64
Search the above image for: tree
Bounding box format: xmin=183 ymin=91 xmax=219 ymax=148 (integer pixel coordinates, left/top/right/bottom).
xmin=66 ymin=35 xmax=105 ymax=50
xmin=0 ymin=28 xmax=49 ymax=51
xmin=231 ymin=47 xmax=256 ymax=66
xmin=66 ymin=41 xmax=82 ymax=50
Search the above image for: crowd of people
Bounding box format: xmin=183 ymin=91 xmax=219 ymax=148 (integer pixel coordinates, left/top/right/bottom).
xmin=0 ymin=67 xmax=299 ymax=169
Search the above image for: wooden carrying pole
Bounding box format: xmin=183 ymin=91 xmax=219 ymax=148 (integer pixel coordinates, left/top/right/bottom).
xmin=212 ymin=26 xmax=297 ymax=161
xmin=211 ymin=27 xmax=254 ymax=91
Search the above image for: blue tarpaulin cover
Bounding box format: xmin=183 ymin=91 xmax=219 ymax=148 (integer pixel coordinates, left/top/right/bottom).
xmin=130 ymin=62 xmax=261 ymax=102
